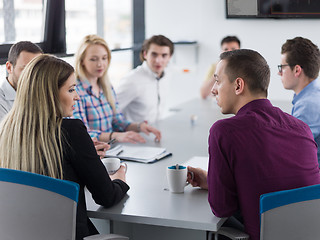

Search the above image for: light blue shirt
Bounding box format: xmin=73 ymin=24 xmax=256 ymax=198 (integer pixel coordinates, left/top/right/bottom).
xmin=292 ymin=78 xmax=320 ymax=164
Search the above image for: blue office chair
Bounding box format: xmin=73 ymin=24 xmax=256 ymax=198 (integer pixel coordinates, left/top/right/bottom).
xmin=0 ymin=168 xmax=128 ymax=240
xmin=210 ymin=184 xmax=320 ymax=240
xmin=260 ymin=184 xmax=320 ymax=240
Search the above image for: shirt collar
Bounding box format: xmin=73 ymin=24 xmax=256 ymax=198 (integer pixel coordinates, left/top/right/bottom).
xmin=292 ymin=78 xmax=319 ymax=105
xmin=141 ymin=61 xmax=165 ymax=80
xmin=77 ymin=78 xmax=102 ymax=97
xmin=236 ymin=99 xmax=272 ymax=116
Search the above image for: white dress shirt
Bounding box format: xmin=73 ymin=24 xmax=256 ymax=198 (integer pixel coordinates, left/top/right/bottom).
xmin=115 ymin=61 xmax=169 ymax=123
xmin=0 ymin=79 xmax=16 ymax=121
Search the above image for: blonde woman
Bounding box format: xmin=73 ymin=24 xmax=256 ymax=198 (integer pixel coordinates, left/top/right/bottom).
xmin=0 ymin=55 xmax=129 ymax=240
xmin=73 ymin=34 xmax=161 ymax=143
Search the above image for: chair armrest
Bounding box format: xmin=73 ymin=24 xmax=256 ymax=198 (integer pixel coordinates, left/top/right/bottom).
xmin=209 ymin=227 xmax=250 ymax=240
xmin=84 ymin=233 xmax=129 ymax=240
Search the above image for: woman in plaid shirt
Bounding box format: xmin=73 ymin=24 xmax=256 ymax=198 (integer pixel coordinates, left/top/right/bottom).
xmin=73 ymin=35 xmax=161 ymax=144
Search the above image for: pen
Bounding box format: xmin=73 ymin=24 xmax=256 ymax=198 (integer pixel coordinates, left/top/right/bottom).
xmin=107 ymin=138 xmax=116 ymax=145
xmin=116 ymin=150 xmax=123 ymax=156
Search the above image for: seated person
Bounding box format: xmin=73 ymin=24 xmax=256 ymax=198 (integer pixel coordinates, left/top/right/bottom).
xmin=115 ymin=35 xmax=174 ymax=123
xmin=0 ymin=41 xmax=43 ymax=121
xmin=73 ymin=34 xmax=161 ymax=143
xmin=279 ymin=37 xmax=320 ymax=165
xmin=188 ymin=49 xmax=320 ymax=240
xmin=0 ymin=55 xmax=129 ymax=240
xmin=0 ymin=41 xmax=108 ymax=157
xmin=200 ymin=36 xmax=240 ymax=99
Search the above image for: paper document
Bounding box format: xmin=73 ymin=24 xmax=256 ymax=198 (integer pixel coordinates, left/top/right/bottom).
xmin=105 ymin=145 xmax=172 ymax=163
xmin=183 ymin=156 xmax=209 ymax=169
xmin=105 ymin=145 xmax=123 ymax=156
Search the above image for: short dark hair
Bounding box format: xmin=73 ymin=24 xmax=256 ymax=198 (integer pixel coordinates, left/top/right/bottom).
xmin=8 ymin=41 xmax=43 ymax=66
xmin=220 ymin=49 xmax=270 ymax=96
xmin=139 ymin=35 xmax=174 ymax=62
xmin=281 ymin=37 xmax=320 ymax=79
xmin=221 ymin=36 xmax=241 ymax=48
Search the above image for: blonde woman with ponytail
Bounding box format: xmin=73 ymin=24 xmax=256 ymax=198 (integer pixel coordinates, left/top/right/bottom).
xmin=73 ymin=34 xmax=161 ymax=143
xmin=0 ymin=55 xmax=129 ymax=240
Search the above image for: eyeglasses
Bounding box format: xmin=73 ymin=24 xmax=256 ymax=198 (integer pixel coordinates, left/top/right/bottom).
xmin=277 ymin=64 xmax=303 ymax=73
xmin=277 ymin=64 xmax=293 ymax=73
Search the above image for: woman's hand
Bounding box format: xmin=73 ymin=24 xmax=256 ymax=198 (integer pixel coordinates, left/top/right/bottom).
xmin=92 ymin=137 xmax=110 ymax=158
xmin=110 ymin=163 xmax=127 ymax=182
xmin=139 ymin=122 xmax=161 ymax=142
xmin=113 ymin=131 xmax=146 ymax=143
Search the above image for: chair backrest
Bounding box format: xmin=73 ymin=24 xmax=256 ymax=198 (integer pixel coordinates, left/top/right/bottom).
xmin=0 ymin=168 xmax=79 ymax=240
xmin=260 ymin=184 xmax=320 ymax=240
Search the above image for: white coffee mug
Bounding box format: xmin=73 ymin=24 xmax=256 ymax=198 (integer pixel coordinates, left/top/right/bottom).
xmin=167 ymin=164 xmax=191 ymax=193
xmin=101 ymin=157 xmax=121 ymax=175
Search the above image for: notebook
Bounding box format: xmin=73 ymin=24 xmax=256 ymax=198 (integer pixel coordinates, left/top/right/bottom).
xmin=105 ymin=144 xmax=172 ymax=163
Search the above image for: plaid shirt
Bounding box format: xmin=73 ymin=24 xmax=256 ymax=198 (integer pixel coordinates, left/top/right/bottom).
xmin=73 ymin=79 xmax=131 ymax=139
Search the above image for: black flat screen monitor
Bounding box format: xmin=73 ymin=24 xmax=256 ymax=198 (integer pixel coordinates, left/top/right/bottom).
xmin=227 ymin=0 xmax=320 ymax=18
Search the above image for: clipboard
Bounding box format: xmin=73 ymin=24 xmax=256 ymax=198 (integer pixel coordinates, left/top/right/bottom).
xmin=105 ymin=145 xmax=172 ymax=163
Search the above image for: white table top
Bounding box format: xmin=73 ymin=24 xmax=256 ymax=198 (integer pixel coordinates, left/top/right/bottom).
xmin=85 ymin=98 xmax=292 ymax=232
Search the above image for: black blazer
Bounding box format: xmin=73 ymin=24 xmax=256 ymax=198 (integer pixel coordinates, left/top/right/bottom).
xmin=61 ymin=119 xmax=129 ymax=240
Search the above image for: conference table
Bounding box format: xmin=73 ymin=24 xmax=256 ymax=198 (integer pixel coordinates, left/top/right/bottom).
xmin=85 ymin=98 xmax=292 ymax=240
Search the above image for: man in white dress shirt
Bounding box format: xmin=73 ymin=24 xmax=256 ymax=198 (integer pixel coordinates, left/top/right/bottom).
xmin=115 ymin=35 xmax=174 ymax=123
xmin=0 ymin=41 xmax=43 ymax=121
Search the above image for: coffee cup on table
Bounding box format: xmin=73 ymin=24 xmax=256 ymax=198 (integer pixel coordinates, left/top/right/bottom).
xmin=167 ymin=164 xmax=193 ymax=193
xmin=101 ymin=157 xmax=121 ymax=175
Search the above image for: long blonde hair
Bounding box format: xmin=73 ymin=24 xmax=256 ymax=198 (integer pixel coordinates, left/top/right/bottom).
xmin=74 ymin=34 xmax=116 ymax=111
xmin=0 ymin=54 xmax=74 ymax=179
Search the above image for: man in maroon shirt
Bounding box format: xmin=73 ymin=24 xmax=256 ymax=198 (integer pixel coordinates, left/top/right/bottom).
xmin=188 ymin=49 xmax=320 ymax=240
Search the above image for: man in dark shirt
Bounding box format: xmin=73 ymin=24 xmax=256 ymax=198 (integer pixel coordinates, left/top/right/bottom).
xmin=188 ymin=49 xmax=320 ymax=240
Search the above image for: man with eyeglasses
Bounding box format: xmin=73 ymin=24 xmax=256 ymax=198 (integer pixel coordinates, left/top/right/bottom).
xmin=279 ymin=37 xmax=320 ymax=166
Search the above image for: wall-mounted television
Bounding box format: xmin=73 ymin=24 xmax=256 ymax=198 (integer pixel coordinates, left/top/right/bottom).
xmin=226 ymin=0 xmax=320 ymax=19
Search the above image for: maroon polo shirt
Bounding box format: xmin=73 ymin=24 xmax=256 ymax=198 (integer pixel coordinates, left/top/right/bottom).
xmin=207 ymin=99 xmax=320 ymax=240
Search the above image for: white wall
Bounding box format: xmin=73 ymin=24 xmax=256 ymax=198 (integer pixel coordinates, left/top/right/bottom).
xmin=145 ymin=0 xmax=320 ymax=102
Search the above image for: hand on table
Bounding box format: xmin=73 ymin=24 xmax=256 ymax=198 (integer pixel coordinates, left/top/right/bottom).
xmin=113 ymin=131 xmax=146 ymax=144
xmin=139 ymin=122 xmax=161 ymax=142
